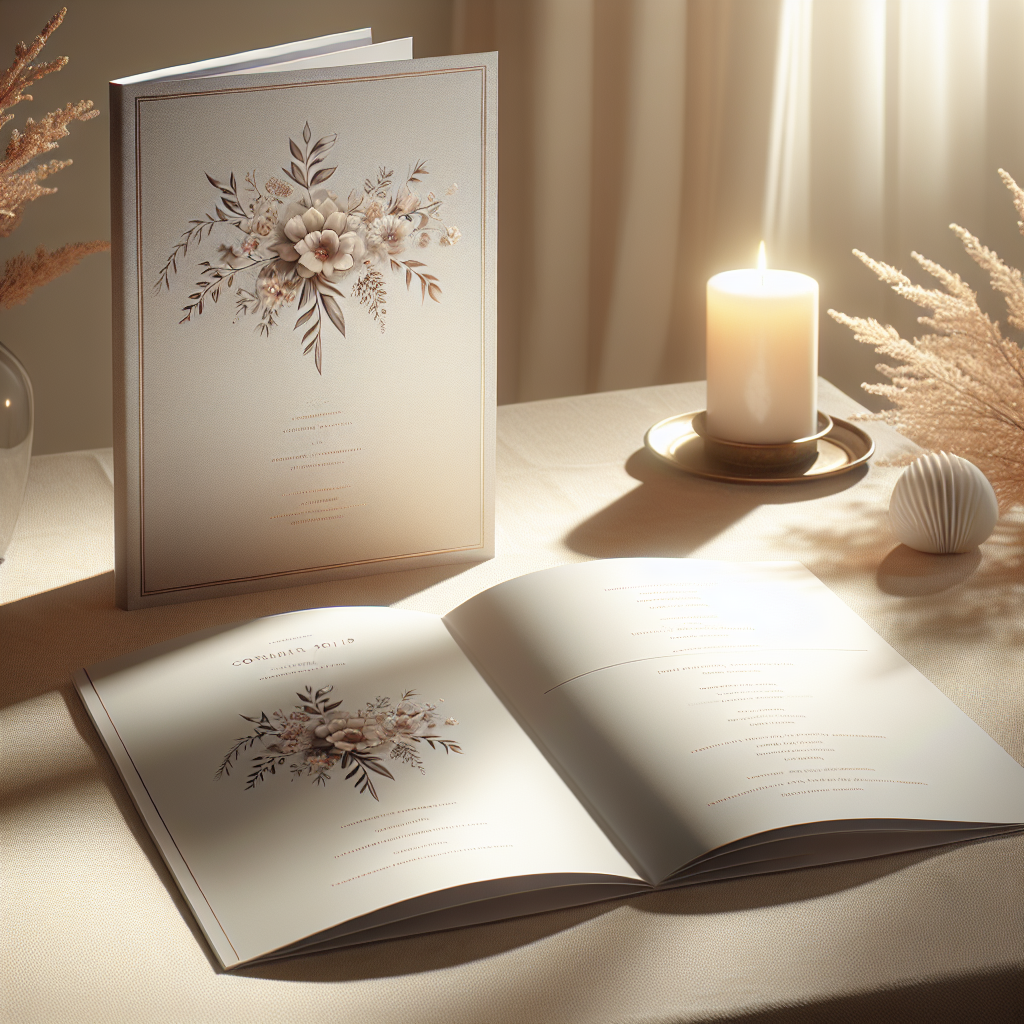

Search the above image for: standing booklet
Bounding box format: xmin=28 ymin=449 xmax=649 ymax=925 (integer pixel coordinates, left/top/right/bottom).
xmin=110 ymin=32 xmax=497 ymax=609
xmin=76 ymin=558 xmax=1024 ymax=969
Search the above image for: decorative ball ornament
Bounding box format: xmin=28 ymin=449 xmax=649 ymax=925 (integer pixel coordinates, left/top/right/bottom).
xmin=889 ymin=451 xmax=999 ymax=554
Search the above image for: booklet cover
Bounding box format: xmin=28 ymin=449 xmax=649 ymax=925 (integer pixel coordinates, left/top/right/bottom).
xmin=110 ymin=34 xmax=497 ymax=608
xmin=76 ymin=558 xmax=1024 ymax=968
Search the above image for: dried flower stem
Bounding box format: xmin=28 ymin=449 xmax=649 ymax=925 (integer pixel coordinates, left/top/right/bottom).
xmin=0 ymin=8 xmax=108 ymax=305
xmin=0 ymin=240 xmax=109 ymax=309
xmin=0 ymin=8 xmax=67 ymax=127
xmin=829 ymin=170 xmax=1024 ymax=511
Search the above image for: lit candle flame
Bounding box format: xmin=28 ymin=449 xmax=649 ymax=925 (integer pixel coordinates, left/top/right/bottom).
xmin=757 ymin=241 xmax=767 ymax=273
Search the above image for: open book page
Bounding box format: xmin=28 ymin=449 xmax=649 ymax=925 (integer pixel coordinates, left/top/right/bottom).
xmin=78 ymin=608 xmax=641 ymax=967
xmin=444 ymin=559 xmax=1024 ymax=883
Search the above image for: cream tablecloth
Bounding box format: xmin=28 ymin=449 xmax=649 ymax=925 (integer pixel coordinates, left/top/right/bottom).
xmin=2 ymin=380 xmax=1022 ymax=1023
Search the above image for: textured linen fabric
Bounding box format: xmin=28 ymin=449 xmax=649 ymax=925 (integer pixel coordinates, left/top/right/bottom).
xmin=1 ymin=380 xmax=1022 ymax=1024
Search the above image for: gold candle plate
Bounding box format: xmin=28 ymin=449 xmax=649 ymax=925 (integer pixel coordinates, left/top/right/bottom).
xmin=644 ymin=409 xmax=874 ymax=484
xmin=695 ymin=411 xmax=834 ymax=471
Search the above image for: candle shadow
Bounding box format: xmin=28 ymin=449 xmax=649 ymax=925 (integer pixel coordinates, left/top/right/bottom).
xmin=565 ymin=448 xmax=867 ymax=559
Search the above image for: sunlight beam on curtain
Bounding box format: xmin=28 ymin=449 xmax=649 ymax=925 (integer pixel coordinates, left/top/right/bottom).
xmin=518 ymin=0 xmax=595 ymax=400
xmin=762 ymin=0 xmax=811 ymax=266
xmin=809 ymin=0 xmax=887 ymax=395
xmin=895 ymin=0 xmax=989 ymax=262
xmin=595 ymin=0 xmax=687 ymax=392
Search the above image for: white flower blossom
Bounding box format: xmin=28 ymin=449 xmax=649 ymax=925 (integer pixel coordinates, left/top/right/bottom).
xmin=269 ymin=192 xmax=365 ymax=279
xmin=257 ymin=270 xmax=300 ymax=311
xmin=364 ymin=214 xmax=414 ymax=263
xmin=439 ymin=225 xmax=461 ymax=247
xmin=245 ymin=198 xmax=278 ymax=237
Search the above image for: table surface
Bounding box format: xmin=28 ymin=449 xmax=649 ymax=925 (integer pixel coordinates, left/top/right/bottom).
xmin=2 ymin=380 xmax=1022 ymax=1024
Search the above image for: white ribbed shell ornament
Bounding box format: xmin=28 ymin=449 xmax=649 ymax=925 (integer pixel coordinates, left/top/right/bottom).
xmin=888 ymin=451 xmax=999 ymax=554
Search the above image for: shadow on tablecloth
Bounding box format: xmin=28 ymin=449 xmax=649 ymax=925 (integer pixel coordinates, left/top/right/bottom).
xmin=0 ymin=558 xmax=477 ymax=713
xmin=789 ymin=500 xmax=1024 ymax=648
xmin=565 ymin=449 xmax=868 ymax=560
xmin=712 ymin=966 xmax=1022 ymax=1024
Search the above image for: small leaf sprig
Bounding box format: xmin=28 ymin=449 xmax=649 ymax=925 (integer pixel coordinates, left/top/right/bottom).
xmin=283 ymin=120 xmax=337 ymax=194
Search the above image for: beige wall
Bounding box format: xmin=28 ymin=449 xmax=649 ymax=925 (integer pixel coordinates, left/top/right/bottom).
xmin=0 ymin=0 xmax=455 ymax=454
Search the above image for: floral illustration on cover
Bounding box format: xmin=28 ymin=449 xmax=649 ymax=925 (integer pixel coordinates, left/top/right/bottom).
xmin=216 ymin=684 xmax=462 ymax=800
xmin=156 ymin=121 xmax=461 ymax=374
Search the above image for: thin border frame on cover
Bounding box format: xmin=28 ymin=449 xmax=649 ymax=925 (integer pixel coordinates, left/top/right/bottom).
xmin=111 ymin=53 xmax=497 ymax=610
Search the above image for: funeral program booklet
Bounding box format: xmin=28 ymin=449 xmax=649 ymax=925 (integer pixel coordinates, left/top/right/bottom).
xmin=110 ymin=32 xmax=497 ymax=609
xmin=76 ymin=558 xmax=1024 ymax=969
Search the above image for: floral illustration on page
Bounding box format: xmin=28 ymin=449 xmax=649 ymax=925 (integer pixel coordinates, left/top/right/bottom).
xmin=216 ymin=684 xmax=462 ymax=800
xmin=156 ymin=122 xmax=461 ymax=374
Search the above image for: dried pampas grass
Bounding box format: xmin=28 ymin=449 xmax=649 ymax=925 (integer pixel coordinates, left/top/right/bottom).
xmin=829 ymin=170 xmax=1024 ymax=512
xmin=0 ymin=240 xmax=109 ymax=309
xmin=0 ymin=8 xmax=107 ymax=301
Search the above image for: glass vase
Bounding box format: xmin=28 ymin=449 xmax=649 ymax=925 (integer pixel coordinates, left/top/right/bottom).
xmin=0 ymin=340 xmax=33 ymax=563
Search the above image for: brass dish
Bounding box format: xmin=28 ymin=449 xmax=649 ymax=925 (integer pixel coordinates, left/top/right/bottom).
xmin=694 ymin=411 xmax=833 ymax=471
xmin=644 ymin=409 xmax=875 ymax=483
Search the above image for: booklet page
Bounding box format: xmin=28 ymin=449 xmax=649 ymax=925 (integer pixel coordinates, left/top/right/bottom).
xmin=114 ymin=28 xmax=375 ymax=84
xmin=445 ymin=559 xmax=1024 ymax=882
xmin=204 ymin=39 xmax=414 ymax=77
xmin=81 ymin=608 xmax=639 ymax=966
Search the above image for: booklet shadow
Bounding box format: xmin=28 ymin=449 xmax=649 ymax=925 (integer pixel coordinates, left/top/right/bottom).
xmin=566 ymin=449 xmax=867 ymax=559
xmin=0 ymin=557 xmax=476 ymax=713
xmin=236 ymin=842 xmax=955 ymax=984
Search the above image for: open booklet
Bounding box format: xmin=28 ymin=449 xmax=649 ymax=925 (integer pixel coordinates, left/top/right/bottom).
xmin=76 ymin=558 xmax=1024 ymax=968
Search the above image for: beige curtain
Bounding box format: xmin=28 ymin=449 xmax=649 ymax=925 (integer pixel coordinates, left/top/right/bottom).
xmin=5 ymin=0 xmax=1023 ymax=451
xmin=455 ymin=0 xmax=1024 ymax=408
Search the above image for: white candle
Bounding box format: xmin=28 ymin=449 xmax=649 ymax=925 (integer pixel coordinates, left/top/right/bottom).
xmin=705 ymin=245 xmax=818 ymax=444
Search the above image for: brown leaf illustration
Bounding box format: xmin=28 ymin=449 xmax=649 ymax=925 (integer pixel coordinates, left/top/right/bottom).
xmin=309 ymin=166 xmax=336 ymax=186
xmin=322 ymin=292 xmax=345 ymax=336
xmin=311 ymin=135 xmax=337 ymax=157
